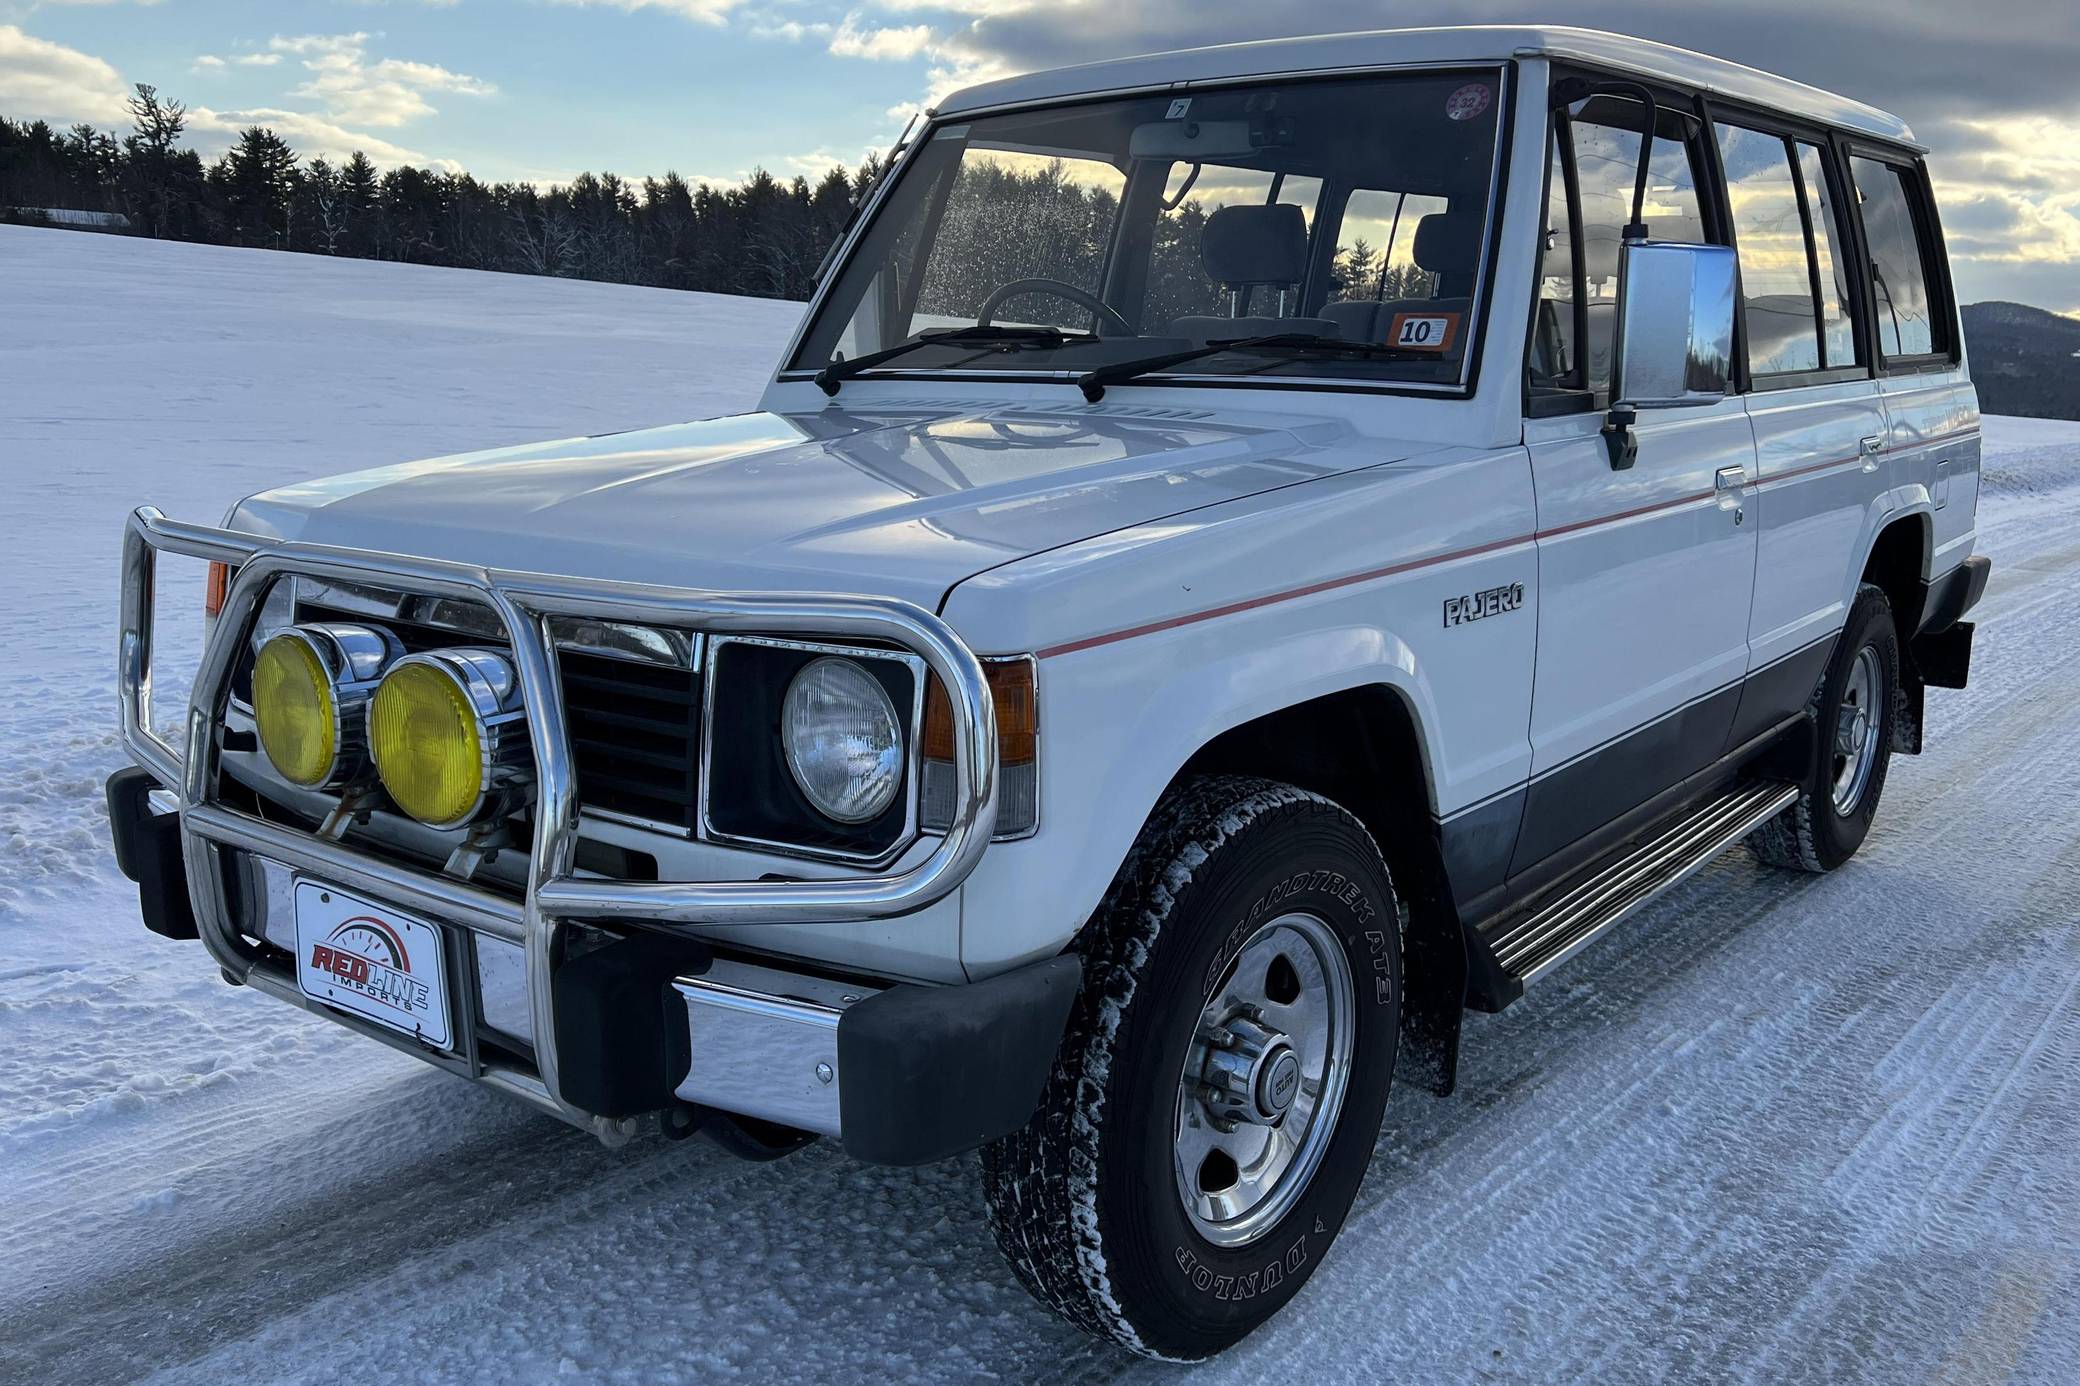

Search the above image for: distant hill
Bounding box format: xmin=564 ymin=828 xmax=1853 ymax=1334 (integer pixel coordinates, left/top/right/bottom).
xmin=1963 ymin=302 xmax=2080 ymax=422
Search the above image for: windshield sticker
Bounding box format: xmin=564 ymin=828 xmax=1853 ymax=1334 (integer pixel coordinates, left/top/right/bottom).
xmin=1388 ymin=310 xmax=1461 ymax=352
xmin=1445 ymin=83 xmax=1493 ymax=122
xmin=931 ymin=124 xmax=970 ymax=141
xmin=1166 ymin=98 xmax=1192 ymax=120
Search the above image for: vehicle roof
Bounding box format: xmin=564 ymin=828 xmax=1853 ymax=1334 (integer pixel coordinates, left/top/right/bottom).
xmin=935 ymin=25 xmax=1918 ymax=148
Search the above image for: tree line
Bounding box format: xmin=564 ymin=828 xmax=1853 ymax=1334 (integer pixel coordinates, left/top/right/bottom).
xmin=1 ymin=84 xmax=875 ymax=300
xmin=2 ymin=82 xmax=1437 ymax=318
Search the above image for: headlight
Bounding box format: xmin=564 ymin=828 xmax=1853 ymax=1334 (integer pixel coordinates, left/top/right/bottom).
xmin=781 ymin=656 xmax=903 ymax=824
xmin=252 ymin=632 xmax=339 ymax=786
xmin=367 ymin=649 xmax=527 ymax=828
xmin=250 ymin=623 xmax=395 ymax=788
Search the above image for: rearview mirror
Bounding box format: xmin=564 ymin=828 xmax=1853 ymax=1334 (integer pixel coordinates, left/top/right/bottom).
xmin=1128 ymin=120 xmax=1260 ymax=161
xmin=1603 ymin=240 xmax=1738 ymax=469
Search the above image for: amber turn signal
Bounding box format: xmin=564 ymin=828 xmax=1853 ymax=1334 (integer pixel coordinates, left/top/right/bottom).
xmin=923 ymin=658 xmax=1037 ymax=766
xmin=204 ymin=561 xmax=231 ymax=619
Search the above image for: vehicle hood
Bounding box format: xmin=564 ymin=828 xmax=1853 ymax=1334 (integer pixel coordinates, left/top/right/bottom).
xmin=228 ymin=403 xmax=1415 ymax=613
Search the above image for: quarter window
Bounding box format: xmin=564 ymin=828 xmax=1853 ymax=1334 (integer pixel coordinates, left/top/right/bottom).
xmin=1851 ymin=156 xmax=1944 ymax=359
xmin=1530 ymin=135 xmax=1577 ymax=388
xmin=1716 ymin=124 xmax=1821 ymax=375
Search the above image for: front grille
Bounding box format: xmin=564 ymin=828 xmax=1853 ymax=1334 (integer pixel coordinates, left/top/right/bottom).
xmin=296 ymin=597 xmax=702 ymax=833
xmin=558 ymin=648 xmax=702 ymax=831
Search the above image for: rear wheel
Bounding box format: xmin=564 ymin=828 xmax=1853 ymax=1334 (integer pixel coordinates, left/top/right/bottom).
xmin=981 ymin=777 xmax=1402 ymax=1360
xmin=1749 ymin=582 xmax=1900 ymax=872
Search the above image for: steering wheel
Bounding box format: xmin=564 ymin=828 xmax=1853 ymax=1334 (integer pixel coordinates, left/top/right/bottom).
xmin=976 ymin=278 xmax=1135 ymax=337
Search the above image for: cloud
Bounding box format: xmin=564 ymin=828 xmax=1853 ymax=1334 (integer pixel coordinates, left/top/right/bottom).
xmin=829 ymin=15 xmax=933 ymax=61
xmin=750 ymin=17 xmax=833 ymax=42
xmin=192 ymin=51 xmax=283 ymax=74
xmin=889 ymin=1 xmax=2080 ymax=127
xmin=546 ymin=0 xmax=743 ymax=25
xmin=268 ymin=32 xmax=494 ymax=128
xmin=781 ymin=144 xmax=884 ymax=176
xmin=892 ymin=2 xmax=2080 ymax=283
xmin=186 ymin=103 xmax=453 ymax=171
xmin=0 ymin=24 xmax=130 ymax=125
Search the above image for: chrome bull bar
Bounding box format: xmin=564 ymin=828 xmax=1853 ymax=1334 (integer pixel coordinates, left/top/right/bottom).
xmin=119 ymin=505 xmax=999 ymax=1143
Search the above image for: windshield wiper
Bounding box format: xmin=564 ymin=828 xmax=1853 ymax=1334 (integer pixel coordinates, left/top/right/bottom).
xmin=814 ymin=325 xmax=1095 ymax=396
xmin=1077 ymin=332 xmax=1442 ymax=402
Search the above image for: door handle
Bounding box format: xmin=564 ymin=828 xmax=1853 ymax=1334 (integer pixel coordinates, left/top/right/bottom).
xmin=1859 ymin=434 xmax=1885 ymax=470
xmin=1714 ymin=465 xmax=1747 ymax=523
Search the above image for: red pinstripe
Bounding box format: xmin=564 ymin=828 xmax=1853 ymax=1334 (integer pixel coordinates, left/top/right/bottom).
xmin=1034 ymin=428 xmax=1981 ymax=660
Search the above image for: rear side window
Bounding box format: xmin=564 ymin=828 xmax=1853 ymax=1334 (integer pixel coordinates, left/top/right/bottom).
xmin=1797 ymin=143 xmax=1859 ymax=368
xmin=1850 ymin=156 xmax=1946 ymax=359
xmin=1716 ymin=124 xmax=1821 ymax=374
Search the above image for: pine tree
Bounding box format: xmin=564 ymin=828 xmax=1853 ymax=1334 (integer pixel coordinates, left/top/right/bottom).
xmin=340 ymin=151 xmax=378 ymax=256
xmin=218 ymin=127 xmax=298 ymax=247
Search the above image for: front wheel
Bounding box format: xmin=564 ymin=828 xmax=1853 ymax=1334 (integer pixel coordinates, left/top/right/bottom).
xmin=981 ymin=777 xmax=1402 ymax=1360
xmin=1749 ymin=582 xmax=1900 ymax=872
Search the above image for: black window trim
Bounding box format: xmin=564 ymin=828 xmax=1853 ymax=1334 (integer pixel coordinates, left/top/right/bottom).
xmin=1522 ymin=65 xmax=1720 ymax=418
xmin=1522 ymin=115 xmax=1596 ymax=413
xmin=1840 ymin=140 xmax=1961 ymax=375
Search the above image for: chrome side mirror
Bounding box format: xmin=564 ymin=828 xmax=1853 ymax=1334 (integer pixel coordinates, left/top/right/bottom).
xmin=1603 ymin=240 xmax=1738 ymax=469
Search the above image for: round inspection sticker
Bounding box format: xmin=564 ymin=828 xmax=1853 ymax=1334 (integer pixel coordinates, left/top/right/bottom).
xmin=1445 ymin=83 xmax=1493 ymax=121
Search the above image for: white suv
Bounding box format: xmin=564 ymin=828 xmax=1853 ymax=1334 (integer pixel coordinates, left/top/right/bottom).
xmin=107 ymin=25 xmax=1988 ymax=1359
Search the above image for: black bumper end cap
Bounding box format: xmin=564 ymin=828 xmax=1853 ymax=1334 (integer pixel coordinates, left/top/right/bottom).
xmin=554 ymin=930 xmax=713 ymax=1120
xmin=105 ymin=767 xmax=199 ymax=941
xmin=1919 ymin=554 xmax=1991 ymax=635
xmin=837 ymin=952 xmax=1082 ymax=1166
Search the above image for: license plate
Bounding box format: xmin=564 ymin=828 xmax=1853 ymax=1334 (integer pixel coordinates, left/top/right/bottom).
xmin=293 ymin=880 xmax=453 ymax=1050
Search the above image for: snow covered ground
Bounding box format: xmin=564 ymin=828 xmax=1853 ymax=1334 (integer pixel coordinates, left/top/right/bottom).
xmin=4 ymin=223 xmax=2079 ymax=1383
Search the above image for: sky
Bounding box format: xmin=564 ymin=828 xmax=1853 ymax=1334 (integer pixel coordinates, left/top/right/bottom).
xmin=1 ymin=1 xmax=2075 ymax=312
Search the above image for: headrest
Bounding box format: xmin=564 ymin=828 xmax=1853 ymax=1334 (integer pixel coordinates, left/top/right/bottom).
xmin=1413 ymin=211 xmax=1481 ymax=277
xmin=1201 ymin=203 xmax=1309 ymax=286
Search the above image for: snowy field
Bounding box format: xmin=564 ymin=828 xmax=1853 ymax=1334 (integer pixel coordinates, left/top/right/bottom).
xmin=4 ymin=222 xmax=2079 ymax=1383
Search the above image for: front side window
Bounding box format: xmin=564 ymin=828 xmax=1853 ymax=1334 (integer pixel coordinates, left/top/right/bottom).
xmin=792 ymin=70 xmax=1508 ymax=390
xmin=1535 ymin=96 xmax=1707 ymax=397
xmin=1851 ymin=155 xmax=1944 ymax=359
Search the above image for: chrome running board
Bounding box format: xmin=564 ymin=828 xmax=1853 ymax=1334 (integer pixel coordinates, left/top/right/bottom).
xmin=1482 ymin=780 xmax=1800 ymax=985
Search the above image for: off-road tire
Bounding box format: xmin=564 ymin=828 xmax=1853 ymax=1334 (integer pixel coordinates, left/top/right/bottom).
xmin=980 ymin=776 xmax=1402 ymax=1360
xmin=1748 ymin=582 xmax=1900 ymax=872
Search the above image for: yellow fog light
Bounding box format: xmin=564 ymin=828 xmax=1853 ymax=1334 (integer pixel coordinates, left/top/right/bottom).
xmin=367 ymin=650 xmax=525 ymax=829
xmin=253 ymin=632 xmax=338 ymax=786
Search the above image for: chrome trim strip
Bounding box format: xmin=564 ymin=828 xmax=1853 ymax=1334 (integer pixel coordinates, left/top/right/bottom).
xmin=119 ymin=504 xmax=999 ymax=1132
xmin=672 ymin=973 xmax=867 ymax=1138
xmin=1492 ymin=781 xmax=1799 ymax=983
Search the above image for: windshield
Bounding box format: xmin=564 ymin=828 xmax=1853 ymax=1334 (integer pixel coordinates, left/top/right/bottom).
xmin=790 ymin=69 xmax=1507 ymax=391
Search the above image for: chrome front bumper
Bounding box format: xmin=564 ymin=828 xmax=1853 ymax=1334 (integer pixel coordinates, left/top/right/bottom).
xmin=119 ymin=505 xmax=1001 ymax=1144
